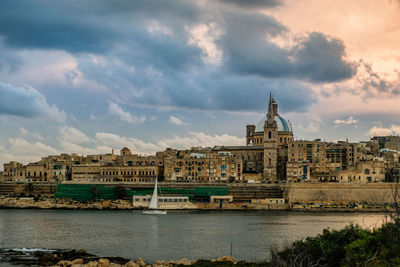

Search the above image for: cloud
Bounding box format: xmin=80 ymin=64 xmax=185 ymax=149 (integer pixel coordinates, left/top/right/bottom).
xmin=367 ymin=125 xmax=400 ymax=137
xmin=0 ymin=82 xmax=66 ymax=122
xmin=169 ymin=115 xmax=186 ymax=125
xmin=291 ymin=32 xmax=357 ymax=82
xmin=221 ymin=16 xmax=356 ymax=82
xmin=217 ymin=0 xmax=282 ymax=8
xmin=0 ymin=138 xmax=59 ymax=170
xmin=357 ymin=61 xmax=400 ymax=96
xmin=157 ymin=131 xmax=244 ymax=149
xmin=59 ymin=126 xmax=90 ymax=144
xmin=296 ymin=121 xmax=321 ymax=134
xmin=334 ymin=116 xmax=358 ymax=125
xmin=19 ymin=127 xmax=43 ymax=141
xmin=57 ymin=126 xmax=98 ymax=155
xmin=108 ymin=102 xmax=146 ymax=123
xmin=19 ymin=128 xmax=29 ymax=135
xmin=94 ymin=132 xmax=161 ymax=155
xmin=0 ymin=40 xmax=22 ymax=72
xmin=0 ymin=1 xmax=359 ymax=116
xmin=0 ymin=1 xmax=118 ymax=53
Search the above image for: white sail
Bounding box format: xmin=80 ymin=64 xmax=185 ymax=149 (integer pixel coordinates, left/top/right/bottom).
xmin=148 ymin=178 xmax=158 ymax=210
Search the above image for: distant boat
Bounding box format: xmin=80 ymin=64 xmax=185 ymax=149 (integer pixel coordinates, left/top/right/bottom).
xmin=142 ymin=179 xmax=167 ymax=215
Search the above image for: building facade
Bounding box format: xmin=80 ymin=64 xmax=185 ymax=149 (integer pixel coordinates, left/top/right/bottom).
xmin=246 ymin=93 xmax=293 ymax=181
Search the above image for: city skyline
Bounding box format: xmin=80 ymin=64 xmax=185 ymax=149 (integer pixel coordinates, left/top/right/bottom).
xmin=1 ymin=0 xmax=400 ymax=169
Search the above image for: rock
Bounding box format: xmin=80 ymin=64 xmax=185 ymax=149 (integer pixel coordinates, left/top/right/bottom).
xmin=102 ymin=200 xmax=111 ymax=209
xmin=71 ymin=259 xmax=84 ymax=264
xmin=175 ymin=258 xmax=192 ymax=266
xmin=124 ymin=261 xmax=139 ymax=267
xmin=109 ymin=263 xmax=122 ymax=267
xmin=57 ymin=260 xmax=72 ymax=267
xmin=154 ymin=260 xmax=170 ymax=267
xmin=98 ymin=258 xmax=110 ymax=267
xmin=136 ymin=258 xmax=146 ymax=267
xmin=85 ymin=261 xmax=98 ymax=267
xmin=212 ymin=256 xmax=237 ymax=263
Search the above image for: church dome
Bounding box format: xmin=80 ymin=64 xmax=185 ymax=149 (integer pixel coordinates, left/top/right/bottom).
xmin=255 ymin=116 xmax=292 ymax=132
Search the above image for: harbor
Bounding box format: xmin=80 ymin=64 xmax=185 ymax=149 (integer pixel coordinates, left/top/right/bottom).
xmin=0 ymin=209 xmax=386 ymax=264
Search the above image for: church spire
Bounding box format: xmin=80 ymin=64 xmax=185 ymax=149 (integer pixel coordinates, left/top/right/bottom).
xmin=266 ymin=92 xmax=276 ymax=127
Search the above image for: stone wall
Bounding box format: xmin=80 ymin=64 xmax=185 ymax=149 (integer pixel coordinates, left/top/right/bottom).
xmin=287 ymin=183 xmax=398 ymax=204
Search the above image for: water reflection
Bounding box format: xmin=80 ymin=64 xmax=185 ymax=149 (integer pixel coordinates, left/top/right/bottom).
xmin=0 ymin=210 xmax=386 ymax=263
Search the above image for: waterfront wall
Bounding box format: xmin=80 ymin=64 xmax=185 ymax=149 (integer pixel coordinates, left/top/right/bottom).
xmin=287 ymin=183 xmax=398 ymax=204
xmin=0 ymin=182 xmax=284 ymax=202
xmin=2 ymin=182 xmax=399 ymax=207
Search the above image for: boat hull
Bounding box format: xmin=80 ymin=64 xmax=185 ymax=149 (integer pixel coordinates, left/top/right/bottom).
xmin=142 ymin=210 xmax=167 ymax=215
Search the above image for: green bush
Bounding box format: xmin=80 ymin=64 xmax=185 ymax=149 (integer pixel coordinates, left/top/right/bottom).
xmin=270 ymin=221 xmax=400 ymax=266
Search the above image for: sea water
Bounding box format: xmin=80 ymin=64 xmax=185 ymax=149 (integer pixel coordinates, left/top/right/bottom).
xmin=0 ymin=210 xmax=386 ymax=263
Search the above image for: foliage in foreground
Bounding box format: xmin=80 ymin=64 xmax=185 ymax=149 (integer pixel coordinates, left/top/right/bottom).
xmin=270 ymin=220 xmax=400 ymax=267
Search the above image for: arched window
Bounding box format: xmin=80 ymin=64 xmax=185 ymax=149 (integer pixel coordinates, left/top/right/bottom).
xmin=268 ymin=131 xmax=272 ymax=139
xmin=269 ymin=158 xmax=271 ymax=166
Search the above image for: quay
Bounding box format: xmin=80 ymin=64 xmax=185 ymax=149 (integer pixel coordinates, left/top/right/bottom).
xmin=0 ymin=181 xmax=398 ymax=211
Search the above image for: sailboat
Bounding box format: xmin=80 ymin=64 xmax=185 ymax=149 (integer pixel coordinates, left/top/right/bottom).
xmin=142 ymin=178 xmax=167 ymax=215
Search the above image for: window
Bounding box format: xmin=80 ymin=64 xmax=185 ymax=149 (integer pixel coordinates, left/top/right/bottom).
xmin=269 ymin=131 xmax=272 ymax=139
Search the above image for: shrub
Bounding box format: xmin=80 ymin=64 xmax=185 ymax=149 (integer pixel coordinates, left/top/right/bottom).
xmin=270 ymin=222 xmax=400 ymax=266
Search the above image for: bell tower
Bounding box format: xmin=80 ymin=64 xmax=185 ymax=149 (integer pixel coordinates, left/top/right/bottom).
xmin=263 ymin=92 xmax=278 ymax=181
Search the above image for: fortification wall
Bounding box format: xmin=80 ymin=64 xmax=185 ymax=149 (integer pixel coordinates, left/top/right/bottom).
xmin=287 ymin=183 xmax=398 ymax=204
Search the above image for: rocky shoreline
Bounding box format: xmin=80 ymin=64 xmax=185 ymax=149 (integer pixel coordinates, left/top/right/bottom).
xmin=0 ymin=197 xmax=289 ymax=211
xmin=0 ymin=197 xmax=134 ymax=210
xmin=0 ymin=196 xmax=389 ymax=212
xmin=0 ymin=248 xmax=260 ymax=267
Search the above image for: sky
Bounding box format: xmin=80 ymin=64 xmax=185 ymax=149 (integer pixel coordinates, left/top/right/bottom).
xmin=0 ymin=0 xmax=400 ymax=169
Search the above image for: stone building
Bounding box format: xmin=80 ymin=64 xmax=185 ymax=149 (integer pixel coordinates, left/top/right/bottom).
xmin=71 ymin=163 xmax=101 ymax=181
xmin=71 ymin=147 xmax=164 ymax=182
xmin=246 ymin=93 xmax=293 ymax=181
xmin=371 ymin=136 xmax=400 ymax=152
xmin=163 ymin=147 xmax=243 ymax=182
xmin=2 ymin=161 xmax=26 ymax=182
xmin=286 ymin=139 xmax=388 ymax=183
xmin=212 ymin=146 xmax=263 ymax=181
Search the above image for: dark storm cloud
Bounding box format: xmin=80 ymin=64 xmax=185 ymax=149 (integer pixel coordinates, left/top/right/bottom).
xmin=0 ymin=0 xmax=355 ymax=114
xmin=357 ymin=61 xmax=400 ymax=96
xmin=217 ymin=0 xmax=282 ymax=8
xmin=0 ymin=41 xmax=22 ymax=72
xmin=0 ymin=82 xmax=66 ymax=121
xmin=292 ymin=32 xmax=357 ymax=82
xmin=220 ymin=10 xmax=291 ymax=78
xmin=0 ymin=0 xmax=199 ymax=54
xmin=199 ymin=74 xmax=315 ymax=113
xmin=0 ymin=1 xmax=116 ymax=53
xmin=220 ymin=9 xmax=356 ymax=82
xmin=77 ymin=53 xmax=314 ymax=113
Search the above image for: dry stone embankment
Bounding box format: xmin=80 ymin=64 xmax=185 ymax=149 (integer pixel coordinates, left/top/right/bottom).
xmin=288 ymin=183 xmax=397 ymax=204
